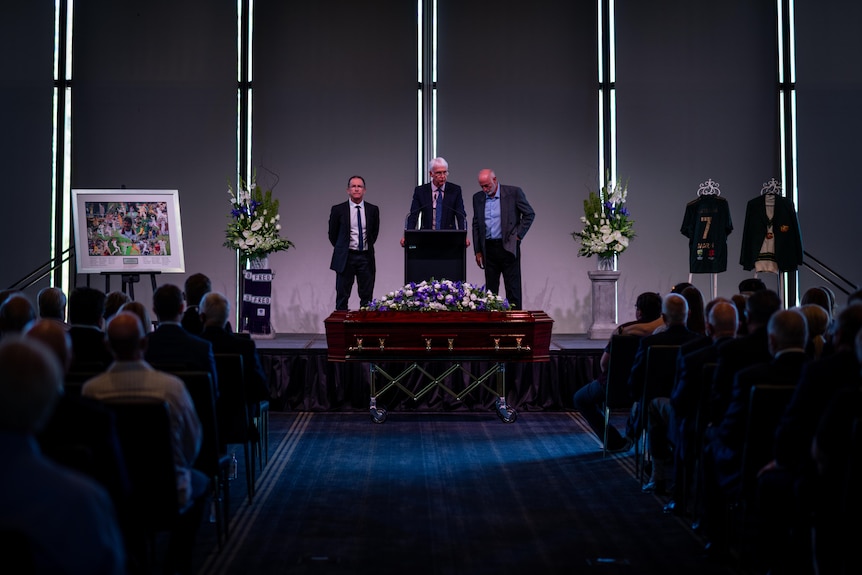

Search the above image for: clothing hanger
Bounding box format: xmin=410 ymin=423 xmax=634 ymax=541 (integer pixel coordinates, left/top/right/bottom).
xmin=760 ymin=178 xmax=781 ymax=195
xmin=697 ymin=178 xmax=721 ymax=196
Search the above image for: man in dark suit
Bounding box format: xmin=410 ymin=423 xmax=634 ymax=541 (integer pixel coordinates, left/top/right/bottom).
xmin=471 ymin=169 xmax=535 ymax=310
xmin=630 ymin=293 xmax=703 ymax=493
xmin=67 ymin=286 xmax=114 ymax=370
xmin=329 ymin=175 xmax=380 ymax=311
xmin=144 ymin=283 xmax=218 ymax=395
xmin=708 ymin=288 xmax=782 ymax=425
xmin=181 ymin=272 xmax=212 ymax=336
xmin=401 ymin=157 xmax=469 ymax=242
xmin=199 ymin=291 xmax=269 ymax=405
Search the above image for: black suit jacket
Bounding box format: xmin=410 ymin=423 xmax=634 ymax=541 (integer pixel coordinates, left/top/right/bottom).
xmin=627 ymin=324 xmax=702 ymax=402
xmin=405 ymin=182 xmax=467 ymax=230
xmin=710 ymin=350 xmax=808 ymax=470
xmin=68 ymin=325 xmax=113 ymax=370
xmin=328 ymin=200 xmax=380 ymax=274
xmin=709 ymin=327 xmax=772 ymax=425
xmin=144 ymin=323 xmax=218 ymax=393
xmin=200 ymin=326 xmax=269 ymax=403
xmin=774 ymin=349 xmax=862 ymax=472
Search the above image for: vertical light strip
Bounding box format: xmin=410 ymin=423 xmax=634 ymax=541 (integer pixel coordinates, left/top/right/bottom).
xmin=608 ymin=0 xmax=616 ymax=187
xmin=61 ymin=1 xmax=74 ymax=291
xmin=597 ymin=0 xmax=605 ymax=183
xmin=417 ymin=0 xmax=423 ymax=180
xmin=431 ymin=0 xmax=438 ymax=160
xmin=245 ymin=0 xmax=254 ymax=183
xmin=52 ymin=0 xmax=74 ymax=295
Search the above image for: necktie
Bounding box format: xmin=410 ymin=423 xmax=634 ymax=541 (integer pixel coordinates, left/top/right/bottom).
xmin=356 ymin=205 xmax=364 ymax=251
xmin=435 ymin=188 xmax=443 ymax=230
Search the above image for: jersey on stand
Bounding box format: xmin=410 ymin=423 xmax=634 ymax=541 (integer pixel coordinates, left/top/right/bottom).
xmin=681 ymin=195 xmax=733 ymax=273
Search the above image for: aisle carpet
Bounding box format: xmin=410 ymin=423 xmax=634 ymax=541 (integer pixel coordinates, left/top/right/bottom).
xmin=193 ymin=411 xmax=748 ymax=575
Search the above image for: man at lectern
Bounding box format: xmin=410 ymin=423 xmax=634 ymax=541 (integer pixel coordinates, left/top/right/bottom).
xmin=400 ymin=157 xmax=470 ymax=247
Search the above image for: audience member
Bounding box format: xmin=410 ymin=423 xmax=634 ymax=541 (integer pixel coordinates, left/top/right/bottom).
xmin=629 ymin=293 xmax=704 ymax=493
xmin=145 ymin=283 xmax=218 ymax=394
xmin=37 ymin=286 xmax=70 ymax=330
xmin=572 ymin=291 xmax=662 ymax=452
xmin=681 ymin=285 xmax=707 ymax=336
xmin=181 ymin=273 xmax=213 ymax=335
xmin=795 ymin=303 xmax=829 ymax=360
xmin=26 ymin=319 xmax=133 ymax=556
xmin=67 ymin=286 xmax=113 ymax=371
xmin=731 ymin=293 xmax=749 ymax=335
xmin=119 ymin=300 xmax=153 ymax=333
xmin=757 ymin=302 xmax=862 ymax=575
xmin=738 ymin=277 xmax=767 ymax=295
xmin=0 ymin=292 xmax=36 ymax=337
xmin=708 ymin=288 xmax=781 ymax=425
xmin=0 ymin=336 xmax=126 ymax=574
xmin=103 ymin=290 xmax=131 ymax=321
xmin=199 ymin=291 xmax=270 ymax=405
xmin=809 ymin=327 xmax=862 ymax=575
xmin=699 ymin=309 xmax=809 ymax=559
xmin=663 ymin=299 xmax=738 ymax=515
xmin=82 ymin=311 xmax=208 ymax=575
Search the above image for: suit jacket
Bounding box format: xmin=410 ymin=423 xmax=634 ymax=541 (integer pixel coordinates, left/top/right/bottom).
xmin=200 ymin=326 xmax=269 ymax=403
xmin=68 ymin=325 xmax=113 ymax=370
xmin=472 ymin=185 xmax=535 ymax=258
xmin=328 ymin=200 xmax=380 ymax=274
xmin=406 ymin=182 xmax=467 ymax=230
xmin=709 ymin=326 xmax=771 ymax=425
xmin=773 ymin=349 xmax=862 ymax=472
xmin=708 ymin=350 xmax=808 ymax=491
xmin=144 ymin=322 xmax=218 ymax=393
xmin=739 ymin=194 xmax=804 ymax=271
xmin=627 ymin=324 xmax=702 ymax=402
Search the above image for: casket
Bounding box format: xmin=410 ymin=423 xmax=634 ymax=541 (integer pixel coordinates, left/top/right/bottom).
xmin=324 ymin=310 xmax=553 ymax=363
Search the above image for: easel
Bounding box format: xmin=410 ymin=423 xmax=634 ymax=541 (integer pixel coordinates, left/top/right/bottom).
xmin=98 ymin=272 xmax=160 ymax=300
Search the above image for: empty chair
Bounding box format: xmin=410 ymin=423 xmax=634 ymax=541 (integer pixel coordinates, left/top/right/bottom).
xmin=638 ymin=344 xmax=681 ymax=483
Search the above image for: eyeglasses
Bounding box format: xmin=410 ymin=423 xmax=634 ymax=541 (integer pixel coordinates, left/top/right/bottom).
xmin=432 ymin=170 xmax=448 ymax=176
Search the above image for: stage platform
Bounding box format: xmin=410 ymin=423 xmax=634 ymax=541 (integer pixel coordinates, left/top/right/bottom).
xmin=255 ymin=333 xmax=605 ymax=414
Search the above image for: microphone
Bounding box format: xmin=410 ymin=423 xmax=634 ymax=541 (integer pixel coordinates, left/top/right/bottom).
xmin=404 ymin=204 xmax=430 ymax=230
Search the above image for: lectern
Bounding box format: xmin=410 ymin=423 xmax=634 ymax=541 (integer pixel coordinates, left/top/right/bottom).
xmin=403 ymin=229 xmax=467 ymax=283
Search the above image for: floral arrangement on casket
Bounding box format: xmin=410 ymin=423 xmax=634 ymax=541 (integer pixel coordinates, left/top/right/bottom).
xmin=572 ymin=174 xmax=635 ymax=260
xmin=224 ymin=176 xmax=294 ymax=266
xmin=362 ymin=279 xmax=511 ymax=312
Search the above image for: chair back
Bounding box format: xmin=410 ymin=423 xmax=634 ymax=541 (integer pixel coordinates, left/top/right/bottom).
xmin=606 ymin=335 xmax=640 ymax=408
xmin=103 ymin=399 xmax=180 ymax=532
xmin=214 ymin=353 xmax=251 ymax=446
xmin=740 ymin=384 xmax=796 ymax=500
xmin=171 ymin=371 xmax=223 ymax=478
xmin=644 ymin=345 xmax=681 ymax=402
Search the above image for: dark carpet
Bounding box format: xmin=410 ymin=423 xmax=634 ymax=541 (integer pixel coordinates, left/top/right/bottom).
xmin=193 ymin=411 xmax=750 ymax=575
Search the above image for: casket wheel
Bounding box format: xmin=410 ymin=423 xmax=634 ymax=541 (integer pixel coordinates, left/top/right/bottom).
xmin=370 ymin=407 xmax=388 ymax=424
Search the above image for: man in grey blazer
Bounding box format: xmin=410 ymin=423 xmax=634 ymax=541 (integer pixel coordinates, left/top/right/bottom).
xmin=329 ymin=175 xmax=380 ymax=310
xmin=472 ymin=169 xmax=535 ymax=310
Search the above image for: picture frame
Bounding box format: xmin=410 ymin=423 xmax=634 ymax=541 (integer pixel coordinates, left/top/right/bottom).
xmin=71 ymin=189 xmax=186 ymax=274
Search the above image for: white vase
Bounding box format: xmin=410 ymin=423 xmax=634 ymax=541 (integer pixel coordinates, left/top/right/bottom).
xmin=247 ymin=256 xmax=270 ymax=269
xmin=597 ymin=254 xmax=617 ymax=271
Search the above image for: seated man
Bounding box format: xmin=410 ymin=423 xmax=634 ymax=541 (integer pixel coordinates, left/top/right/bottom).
xmin=572 ymin=291 xmax=662 ymax=453
xmin=82 ymin=312 xmax=208 ymax=575
xmin=0 ymin=336 xmax=126 ymax=574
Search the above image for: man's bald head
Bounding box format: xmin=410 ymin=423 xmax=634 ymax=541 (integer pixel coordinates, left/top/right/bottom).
xmin=24 ymin=318 xmax=73 ymax=373
xmin=107 ymin=311 xmax=146 ymax=361
xmin=708 ymin=301 xmax=739 ymax=339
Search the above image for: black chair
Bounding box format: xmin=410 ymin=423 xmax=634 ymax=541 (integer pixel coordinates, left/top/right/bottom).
xmin=172 ymin=370 xmax=232 ymax=549
xmin=637 ymin=344 xmax=681 ymax=483
xmin=214 ymin=353 xmax=256 ymax=502
xmin=602 ymin=335 xmax=640 ymax=457
xmin=102 ymin=399 xmax=189 ymax=572
xmin=689 ymin=362 xmax=718 ymax=522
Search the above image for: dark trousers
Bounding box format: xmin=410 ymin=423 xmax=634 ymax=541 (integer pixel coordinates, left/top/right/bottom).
xmin=483 ymin=240 xmax=522 ymax=309
xmin=335 ymin=251 xmax=375 ymax=310
xmin=572 ymin=379 xmax=628 ymax=449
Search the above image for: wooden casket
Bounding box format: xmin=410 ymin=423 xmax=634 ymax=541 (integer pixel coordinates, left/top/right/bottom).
xmin=324 ymin=310 xmax=553 ymax=363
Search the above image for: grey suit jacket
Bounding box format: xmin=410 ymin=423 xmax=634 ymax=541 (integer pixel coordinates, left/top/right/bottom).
xmin=471 ymin=184 xmax=535 ymax=257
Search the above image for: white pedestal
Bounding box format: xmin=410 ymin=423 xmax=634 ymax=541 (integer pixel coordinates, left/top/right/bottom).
xmin=587 ymin=270 xmax=620 ymax=340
